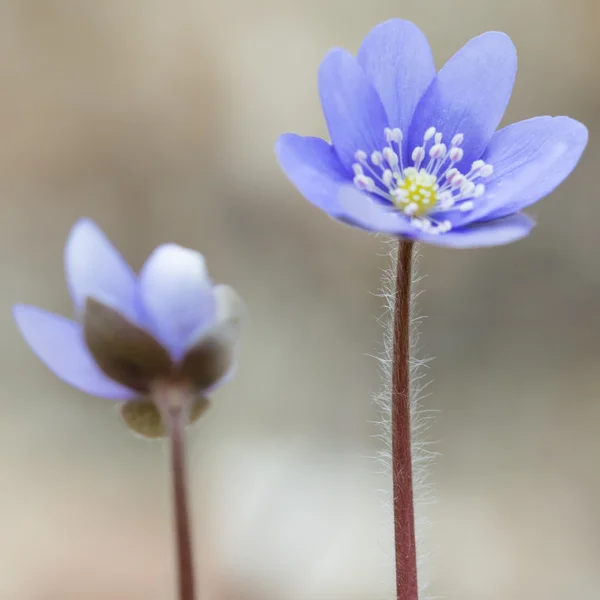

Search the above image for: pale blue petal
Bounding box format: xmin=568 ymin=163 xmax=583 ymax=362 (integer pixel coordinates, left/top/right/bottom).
xmin=319 ymin=49 xmax=389 ymax=169
xmin=454 ymin=116 xmax=588 ymax=226
xmin=139 ymin=244 xmax=217 ymax=360
xmin=13 ymin=305 xmax=135 ymax=399
xmin=409 ymin=32 xmax=517 ymax=171
xmin=417 ymin=214 xmax=534 ymax=248
xmin=337 ymin=186 xmax=417 ymax=235
xmin=336 ymin=187 xmax=533 ymax=247
xmin=357 ymin=19 xmax=435 ymax=155
xmin=275 ymin=134 xmax=349 ymax=214
xmin=64 ymin=219 xmax=139 ymax=322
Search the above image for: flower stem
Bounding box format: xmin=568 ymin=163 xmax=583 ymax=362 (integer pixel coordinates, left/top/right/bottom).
xmin=392 ymin=240 xmax=418 ymax=600
xmin=155 ymin=383 xmax=197 ymax=600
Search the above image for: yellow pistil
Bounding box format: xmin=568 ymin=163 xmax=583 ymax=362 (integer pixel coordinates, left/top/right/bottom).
xmin=394 ymin=167 xmax=439 ymax=217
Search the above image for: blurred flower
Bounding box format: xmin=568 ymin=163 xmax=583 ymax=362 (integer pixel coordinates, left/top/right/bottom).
xmin=13 ymin=219 xmax=242 ymax=436
xmin=276 ymin=19 xmax=588 ymax=248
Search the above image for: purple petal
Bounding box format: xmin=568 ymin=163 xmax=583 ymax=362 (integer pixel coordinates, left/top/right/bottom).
xmin=409 ymin=32 xmax=517 ymax=171
xmin=139 ymin=244 xmax=217 ymax=360
xmin=337 ymin=186 xmax=417 ymax=236
xmin=64 ymin=219 xmax=139 ymax=322
xmin=454 ymin=116 xmax=588 ymax=226
xmin=357 ymin=19 xmax=435 ymax=158
xmin=417 ymin=214 xmax=534 ymax=248
xmin=319 ymin=49 xmax=389 ymax=170
xmin=13 ymin=305 xmax=135 ymax=399
xmin=275 ymin=134 xmax=350 ymax=214
xmin=336 ymin=187 xmax=533 ymax=247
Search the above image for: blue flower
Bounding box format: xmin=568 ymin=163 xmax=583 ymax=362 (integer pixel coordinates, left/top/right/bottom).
xmin=13 ymin=219 xmax=241 ymax=400
xmin=275 ymin=20 xmax=588 ymax=247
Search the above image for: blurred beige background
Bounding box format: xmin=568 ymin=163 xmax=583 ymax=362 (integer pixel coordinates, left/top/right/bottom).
xmin=0 ymin=1 xmax=598 ymax=599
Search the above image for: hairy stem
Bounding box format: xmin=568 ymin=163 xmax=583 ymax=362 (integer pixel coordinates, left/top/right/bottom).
xmin=392 ymin=240 xmax=418 ymax=600
xmin=155 ymin=383 xmax=197 ymax=600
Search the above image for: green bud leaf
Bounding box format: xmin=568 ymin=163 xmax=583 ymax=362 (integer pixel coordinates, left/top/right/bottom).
xmin=83 ymin=298 xmax=173 ymax=392
xmin=178 ymin=319 xmax=238 ymax=391
xmin=120 ymin=396 xmax=210 ymax=439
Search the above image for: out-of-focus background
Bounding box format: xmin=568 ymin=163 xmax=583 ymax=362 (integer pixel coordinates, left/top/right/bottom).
xmin=0 ymin=1 xmax=598 ymax=599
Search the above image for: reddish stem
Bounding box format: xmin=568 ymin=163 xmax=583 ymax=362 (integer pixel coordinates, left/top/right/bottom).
xmin=155 ymin=383 xmax=197 ymax=600
xmin=392 ymin=240 xmax=418 ymax=600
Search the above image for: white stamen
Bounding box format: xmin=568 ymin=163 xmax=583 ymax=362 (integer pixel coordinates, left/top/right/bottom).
xmin=461 ymin=181 xmax=476 ymax=196
xmin=479 ymin=164 xmax=494 ymax=177
xmin=424 ymin=127 xmax=436 ymax=141
xmin=445 ymin=168 xmax=459 ymax=181
xmin=382 ymin=169 xmax=393 ymax=187
xmin=412 ymin=146 xmax=425 ymax=163
xmin=382 ymin=147 xmax=399 ymax=168
xmin=451 ymin=174 xmax=465 ymax=189
xmin=392 ymin=188 xmax=408 ymax=202
xmin=371 ymin=151 xmax=383 ymax=166
xmin=449 ymin=147 xmax=464 ymax=163
xmin=404 ymin=202 xmax=419 ymax=216
xmin=429 ymin=143 xmax=447 ymax=159
xmin=392 ymin=128 xmax=403 ymax=143
xmin=353 ymin=175 xmax=375 ymax=191
xmin=439 ymin=193 xmax=454 ymax=209
xmin=350 ymin=127 xmax=495 ymax=234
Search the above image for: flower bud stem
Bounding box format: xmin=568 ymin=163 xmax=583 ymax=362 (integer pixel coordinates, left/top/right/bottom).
xmin=392 ymin=240 xmax=418 ymax=600
xmin=155 ymin=382 xmax=197 ymax=600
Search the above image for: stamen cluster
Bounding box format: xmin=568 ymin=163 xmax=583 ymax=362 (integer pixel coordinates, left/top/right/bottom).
xmin=352 ymin=127 xmax=494 ymax=234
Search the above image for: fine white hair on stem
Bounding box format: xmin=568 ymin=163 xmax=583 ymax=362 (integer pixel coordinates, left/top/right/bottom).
xmin=371 ymin=240 xmax=440 ymax=600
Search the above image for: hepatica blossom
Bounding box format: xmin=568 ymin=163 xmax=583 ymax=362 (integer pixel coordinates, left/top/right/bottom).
xmin=13 ymin=219 xmax=241 ymax=436
xmin=276 ymin=20 xmax=588 ymax=247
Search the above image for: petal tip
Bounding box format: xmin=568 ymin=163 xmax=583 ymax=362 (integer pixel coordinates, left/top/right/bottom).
xmin=13 ymin=303 xmax=47 ymax=332
xmin=318 ymin=47 xmax=354 ymax=79
xmin=552 ymin=116 xmax=589 ymax=153
xmin=274 ymin=133 xmax=300 ymax=160
xmin=464 ymin=30 xmax=517 ymax=65
xmin=66 ymin=218 xmax=102 ymax=246
xmin=138 ymin=244 xmax=215 ymax=357
xmin=145 ymin=244 xmax=209 ymax=280
xmin=568 ymin=117 xmax=589 ymax=145
xmin=64 ymin=218 xmax=106 ymax=268
xmin=13 ymin=303 xmax=33 ymax=329
xmin=366 ymin=18 xmax=427 ymax=38
xmin=478 ymin=30 xmax=516 ymax=47
xmin=63 ymin=218 xmax=139 ymax=320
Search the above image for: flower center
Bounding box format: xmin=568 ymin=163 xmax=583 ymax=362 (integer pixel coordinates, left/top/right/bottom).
xmin=351 ymin=127 xmax=494 ymax=234
xmin=393 ymin=167 xmax=438 ymax=217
